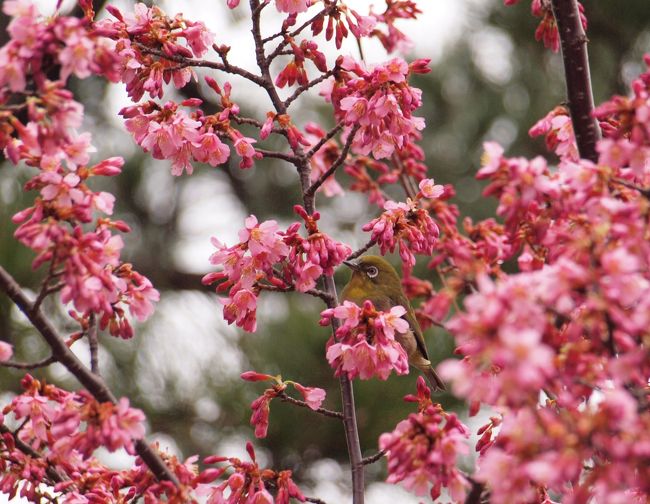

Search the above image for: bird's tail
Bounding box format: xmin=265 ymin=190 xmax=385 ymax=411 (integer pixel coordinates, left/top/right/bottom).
xmin=422 ymin=364 xmax=446 ymax=392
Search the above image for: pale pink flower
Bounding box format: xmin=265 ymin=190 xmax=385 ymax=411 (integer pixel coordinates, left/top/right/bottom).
xmin=418 ymin=178 xmax=445 ymax=199
xmin=0 ymin=342 xmax=13 ymax=362
xmin=292 ymin=383 xmax=326 ymax=410
xmin=275 ymin=0 xmax=310 ymax=14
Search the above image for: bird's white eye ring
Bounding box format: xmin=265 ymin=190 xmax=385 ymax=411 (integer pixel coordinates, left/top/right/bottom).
xmin=366 ymin=266 xmax=379 ymax=278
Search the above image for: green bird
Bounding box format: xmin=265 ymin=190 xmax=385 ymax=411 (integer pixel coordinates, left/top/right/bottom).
xmin=341 ymin=255 xmax=446 ymax=391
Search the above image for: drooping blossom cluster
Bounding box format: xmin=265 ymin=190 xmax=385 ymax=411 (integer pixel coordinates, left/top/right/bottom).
xmin=203 ymin=206 xmax=350 ymax=332
xmin=319 ymin=300 xmax=410 ymax=380
xmin=241 ymin=371 xmax=326 ymax=438
xmin=1 ymin=3 xmax=158 ymax=340
xmin=529 ymin=105 xmax=579 ymax=162
xmin=323 ymin=56 xmax=429 ymax=159
xmin=434 ymin=59 xmax=650 ymax=501
xmin=593 ymin=54 xmax=650 ymax=177
xmin=504 ymin=0 xmax=587 ymax=52
xmin=379 ymin=377 xmax=470 ymax=501
xmin=362 ymin=179 xmax=443 ymax=272
xmin=0 ymin=375 xmax=145 ymax=501
xmin=0 ymin=376 xmax=312 ymax=503
xmin=120 ymin=98 xmax=232 ymax=176
xmin=91 ymin=2 xmax=214 ymax=101
xmin=199 ymin=442 xmax=306 ymax=503
xmin=0 ymin=1 xmax=121 ymax=98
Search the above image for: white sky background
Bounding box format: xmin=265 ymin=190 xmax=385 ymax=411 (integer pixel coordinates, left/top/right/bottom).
xmin=6 ymin=1 xmax=500 ymax=502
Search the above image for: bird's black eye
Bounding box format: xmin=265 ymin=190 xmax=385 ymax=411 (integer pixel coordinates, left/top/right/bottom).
xmin=366 ymin=266 xmax=379 ymax=278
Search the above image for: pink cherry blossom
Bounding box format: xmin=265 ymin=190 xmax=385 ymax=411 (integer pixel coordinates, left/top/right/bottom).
xmin=380 ymin=378 xmax=470 ymax=500
xmin=275 ymin=0 xmax=310 ymax=15
xmin=292 ymin=383 xmax=326 ymax=410
xmin=321 ymin=300 xmax=410 ymax=381
xmin=0 ymin=342 xmax=13 ymax=362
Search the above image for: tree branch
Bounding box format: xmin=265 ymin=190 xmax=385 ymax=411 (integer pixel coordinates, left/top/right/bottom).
xmin=348 ymin=239 xmax=377 ymax=261
xmin=0 ymin=265 xmax=178 ymax=486
xmin=0 ymin=355 xmax=55 ymax=370
xmin=135 ymin=44 xmax=268 ymax=88
xmin=305 ymin=125 xmax=359 ymax=199
xmin=361 ymin=449 xmax=386 ymax=465
xmin=304 ymin=122 xmax=344 ymax=160
xmin=550 ymin=0 xmax=601 ymax=162
xmin=284 ymin=68 xmax=338 ymax=108
xmin=278 ymin=391 xmax=344 ymax=419
xmin=0 ymin=424 xmax=66 ymax=485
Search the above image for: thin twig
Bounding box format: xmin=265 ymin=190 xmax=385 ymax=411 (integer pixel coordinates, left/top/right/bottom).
xmin=135 ymin=44 xmax=268 ymax=88
xmin=0 ymin=355 xmax=56 ymax=370
xmin=278 ymin=392 xmax=344 ymax=419
xmin=361 ymin=450 xmax=386 ymax=465
xmin=550 ymin=0 xmax=601 ymax=162
xmin=347 ymin=239 xmax=376 ymax=261
xmin=88 ymin=313 xmax=99 ymax=375
xmin=266 ymin=4 xmax=336 ymax=62
xmin=304 ymin=122 xmax=344 ymax=160
xmin=305 ymin=125 xmax=359 ymax=199
xmin=305 ymin=497 xmax=328 ymax=504
xmin=284 ymin=69 xmax=338 ymax=108
xmin=256 ymin=149 xmax=301 ymax=164
xmin=256 ymin=283 xmax=334 ymax=304
xmin=612 ymin=177 xmax=650 ymax=199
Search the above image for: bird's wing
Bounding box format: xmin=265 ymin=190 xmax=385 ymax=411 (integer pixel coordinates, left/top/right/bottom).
xmin=391 ymin=292 xmax=430 ymax=361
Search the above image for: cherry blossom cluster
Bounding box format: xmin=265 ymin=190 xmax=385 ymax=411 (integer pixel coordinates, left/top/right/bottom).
xmin=474 ymin=394 xmax=650 ymax=503
xmin=92 ymin=3 xmax=215 ymax=101
xmin=0 ymin=1 xmax=119 ymax=97
xmin=344 ymin=133 xmax=429 ymax=207
xmin=1 ymin=4 xmax=158 ymax=340
xmin=120 ymin=98 xmax=232 ymax=176
xmin=200 ymin=442 xmax=306 ymax=503
xmin=323 ymin=56 xmax=429 ymax=159
xmin=203 ymin=207 xmax=350 ymax=332
xmin=504 ymin=0 xmax=587 ymax=52
xmin=241 ymin=371 xmax=326 ymax=438
xmin=362 ymin=178 xmax=444 ymax=272
xmin=379 ymin=377 xmax=470 ymax=501
xmin=433 ymin=58 xmax=650 ymax=501
xmin=0 ymin=374 xmax=310 ymax=502
xmin=319 ymin=300 xmax=410 ymax=380
xmin=0 ymin=375 xmax=145 ymax=501
xmin=593 ymin=54 xmax=650 ymax=177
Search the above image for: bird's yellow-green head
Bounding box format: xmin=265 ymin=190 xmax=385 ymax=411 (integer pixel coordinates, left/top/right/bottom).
xmin=341 ymin=255 xmax=403 ymax=303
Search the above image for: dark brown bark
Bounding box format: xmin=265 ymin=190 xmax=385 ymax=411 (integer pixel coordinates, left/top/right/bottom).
xmin=550 ymin=0 xmax=601 ymax=162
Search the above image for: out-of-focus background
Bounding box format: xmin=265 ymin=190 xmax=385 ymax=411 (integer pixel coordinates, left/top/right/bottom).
xmin=1 ymin=0 xmax=648 ymax=501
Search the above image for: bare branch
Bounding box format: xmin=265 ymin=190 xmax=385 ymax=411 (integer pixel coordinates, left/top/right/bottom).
xmin=347 ymin=239 xmax=377 ymax=261
xmin=304 ymin=122 xmax=344 ymax=160
xmin=361 ymin=450 xmax=386 ymax=465
xmin=0 ymin=355 xmax=55 ymax=370
xmin=278 ymin=391 xmax=344 ymax=419
xmin=284 ymin=68 xmax=338 ymax=108
xmin=305 ymin=124 xmax=359 ymax=199
xmin=256 ymin=148 xmax=301 ymax=164
xmin=88 ymin=314 xmax=99 ymax=375
xmin=550 ymin=0 xmax=601 ymax=162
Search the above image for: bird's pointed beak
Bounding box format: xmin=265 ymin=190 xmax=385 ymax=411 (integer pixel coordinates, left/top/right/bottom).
xmin=343 ymin=260 xmax=360 ymax=271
